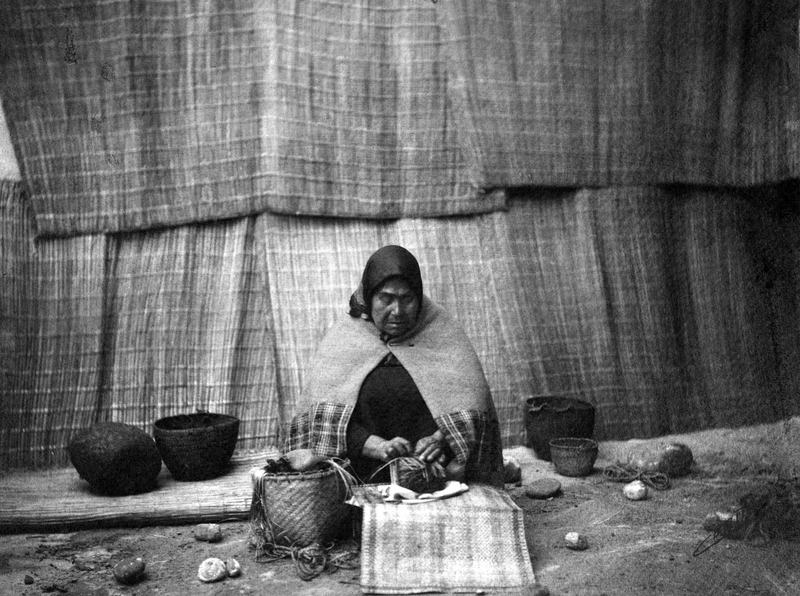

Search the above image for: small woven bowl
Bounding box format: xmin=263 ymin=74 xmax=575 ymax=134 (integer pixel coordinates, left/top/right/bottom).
xmin=549 ymin=437 xmax=598 ymax=477
xmin=154 ymin=413 xmax=239 ymax=481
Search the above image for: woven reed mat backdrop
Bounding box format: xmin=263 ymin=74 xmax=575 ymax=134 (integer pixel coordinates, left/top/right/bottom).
xmin=3 ymin=182 xmax=799 ymax=469
xmin=1 ymin=1 xmax=799 ymax=470
xmin=0 ymin=1 xmax=797 ymax=236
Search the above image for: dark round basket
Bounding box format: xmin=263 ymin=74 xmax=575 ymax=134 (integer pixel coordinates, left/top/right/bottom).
xmin=549 ymin=437 xmax=599 ymax=477
xmin=526 ymin=395 xmax=595 ymax=461
xmin=153 ymin=413 xmax=240 ymax=481
xmin=66 ymin=422 xmax=162 ymax=496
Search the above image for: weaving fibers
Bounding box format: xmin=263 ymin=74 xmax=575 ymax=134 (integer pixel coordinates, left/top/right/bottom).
xmin=438 ymin=0 xmax=800 ymax=187
xmin=0 ymin=450 xmax=274 ymax=533
xmin=0 ymin=0 xmax=489 ymax=237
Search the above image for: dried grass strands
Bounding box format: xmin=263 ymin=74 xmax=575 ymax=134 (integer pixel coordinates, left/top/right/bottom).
xmin=259 ymin=0 xmax=488 ymax=220
xmin=102 ymin=218 xmax=281 ymax=449
xmin=436 ymin=0 xmax=800 ymax=187
xmin=0 ymin=0 xmax=491 ymax=238
xmin=0 ymin=0 xmax=268 ymax=236
xmin=25 ymin=234 xmax=108 ymax=468
xmin=0 ymin=181 xmax=38 ymax=469
xmin=0 ymin=450 xmax=271 ymax=532
xmin=675 ymin=190 xmax=786 ymax=428
xmin=255 ymin=214 xmax=384 ymax=422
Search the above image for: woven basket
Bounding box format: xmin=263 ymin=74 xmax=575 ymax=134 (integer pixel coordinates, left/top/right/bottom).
xmin=153 ymin=413 xmax=239 ymax=481
xmin=251 ymin=464 xmax=352 ymax=547
xmin=526 ymin=395 xmax=595 ymax=461
xmin=389 ymin=457 xmax=447 ymax=494
xmin=66 ymin=422 xmax=162 ymax=496
xmin=549 ymin=437 xmax=598 ymax=477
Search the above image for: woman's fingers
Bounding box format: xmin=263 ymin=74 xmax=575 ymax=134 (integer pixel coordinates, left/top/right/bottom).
xmin=391 ymin=437 xmax=412 ymax=456
xmin=414 ymin=436 xmax=443 ymax=462
xmin=383 ymin=437 xmax=412 ymax=460
xmin=420 ymin=445 xmax=442 ymax=462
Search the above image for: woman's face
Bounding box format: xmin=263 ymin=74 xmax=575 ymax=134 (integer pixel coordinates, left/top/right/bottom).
xmin=370 ymin=277 xmax=420 ymax=338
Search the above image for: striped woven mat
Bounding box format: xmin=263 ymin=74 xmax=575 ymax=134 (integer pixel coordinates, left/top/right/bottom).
xmin=0 ymin=450 xmax=275 ymax=534
xmin=353 ymin=484 xmax=536 ymax=594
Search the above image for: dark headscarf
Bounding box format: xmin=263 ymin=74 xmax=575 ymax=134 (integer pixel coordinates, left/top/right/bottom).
xmin=348 ymin=245 xmax=424 ymax=319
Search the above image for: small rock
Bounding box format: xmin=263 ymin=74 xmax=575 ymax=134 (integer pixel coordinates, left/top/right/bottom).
xmin=564 ymin=532 xmax=589 ymax=551
xmin=113 ymin=557 xmax=145 ymax=585
xmin=198 ymin=557 xmax=227 ymax=583
xmin=702 ymin=511 xmax=736 ymax=531
xmin=225 ymin=558 xmax=241 ymax=577
xmin=503 ymin=456 xmax=522 ymax=484
xmin=24 ymin=575 xmax=35 ymax=585
xmin=194 ymin=523 xmax=223 ymax=543
xmin=623 ymin=480 xmax=648 ymax=501
xmin=525 ymin=478 xmax=561 ymax=499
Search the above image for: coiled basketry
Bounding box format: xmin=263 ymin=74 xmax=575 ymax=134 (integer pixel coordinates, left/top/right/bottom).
xmin=526 ymin=395 xmax=595 ymax=461
xmin=250 ymin=462 xmax=353 ymax=547
xmin=153 ymin=413 xmax=239 ymax=481
xmin=549 ymin=437 xmax=599 ymax=477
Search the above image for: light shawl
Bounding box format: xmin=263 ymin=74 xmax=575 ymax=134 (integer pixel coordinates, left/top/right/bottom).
xmin=287 ymin=296 xmax=505 ymax=487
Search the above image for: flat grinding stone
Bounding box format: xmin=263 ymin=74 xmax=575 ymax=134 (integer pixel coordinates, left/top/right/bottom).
xmin=525 ymin=478 xmax=562 ymax=499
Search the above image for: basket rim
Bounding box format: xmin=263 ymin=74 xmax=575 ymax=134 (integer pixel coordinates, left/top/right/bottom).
xmin=254 ymin=460 xmax=350 ymax=482
xmin=549 ymin=437 xmax=598 ymax=450
xmin=154 ymin=413 xmax=239 ymax=432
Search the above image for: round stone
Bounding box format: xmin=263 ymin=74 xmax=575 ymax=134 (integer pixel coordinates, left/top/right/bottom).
xmin=623 ymin=480 xmax=648 ymax=501
xmin=113 ymin=557 xmax=145 ymax=585
xmin=198 ymin=557 xmax=227 ymax=583
xmin=525 ymin=478 xmax=562 ymax=499
xmin=193 ymin=523 xmax=222 ymax=543
xmin=564 ymin=532 xmax=589 ymax=551
xmin=503 ymin=456 xmax=522 ymax=483
xmin=225 ymin=558 xmax=241 ymax=577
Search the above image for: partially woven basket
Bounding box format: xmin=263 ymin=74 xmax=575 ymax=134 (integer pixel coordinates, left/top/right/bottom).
xmin=389 ymin=456 xmax=447 ymax=494
xmin=250 ymin=462 xmax=352 ymax=547
xmin=549 ymin=437 xmax=598 ymax=477
xmin=153 ymin=413 xmax=239 ymax=481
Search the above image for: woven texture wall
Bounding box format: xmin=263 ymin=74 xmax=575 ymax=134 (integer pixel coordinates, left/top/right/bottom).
xmin=1 ymin=1 xmax=797 ymax=236
xmin=439 ymin=0 xmax=800 ymax=187
xmin=1 ymin=1 xmax=799 ymax=469
xmin=3 ymin=184 xmax=799 ymax=468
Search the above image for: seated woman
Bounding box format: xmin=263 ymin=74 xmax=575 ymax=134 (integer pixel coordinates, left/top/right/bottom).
xmin=286 ymin=245 xmax=504 ymax=487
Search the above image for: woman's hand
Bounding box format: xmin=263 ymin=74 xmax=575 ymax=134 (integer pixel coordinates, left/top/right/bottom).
xmin=362 ymin=435 xmax=412 ymax=462
xmin=414 ymin=432 xmax=447 ymax=464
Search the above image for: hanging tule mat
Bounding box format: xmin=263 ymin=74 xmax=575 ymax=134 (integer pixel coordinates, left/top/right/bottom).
xmin=0 ymin=450 xmax=278 ymax=534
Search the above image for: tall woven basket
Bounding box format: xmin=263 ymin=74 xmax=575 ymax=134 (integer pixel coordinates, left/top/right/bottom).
xmin=250 ymin=463 xmax=352 ymax=547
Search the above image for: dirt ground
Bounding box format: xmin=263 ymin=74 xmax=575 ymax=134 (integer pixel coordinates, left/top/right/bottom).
xmin=1 ymin=417 xmax=798 ymax=596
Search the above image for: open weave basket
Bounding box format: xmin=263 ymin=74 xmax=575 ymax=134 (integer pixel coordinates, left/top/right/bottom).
xmin=549 ymin=437 xmax=598 ymax=477
xmin=250 ymin=463 xmax=352 ymax=547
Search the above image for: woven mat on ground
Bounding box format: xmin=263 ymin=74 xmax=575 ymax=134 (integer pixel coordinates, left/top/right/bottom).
xmin=0 ymin=451 xmax=275 ymax=534
xmin=353 ymin=484 xmax=536 ymax=594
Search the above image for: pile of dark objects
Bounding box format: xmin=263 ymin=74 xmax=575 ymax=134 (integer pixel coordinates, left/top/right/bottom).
xmin=695 ymin=476 xmax=800 ymax=555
